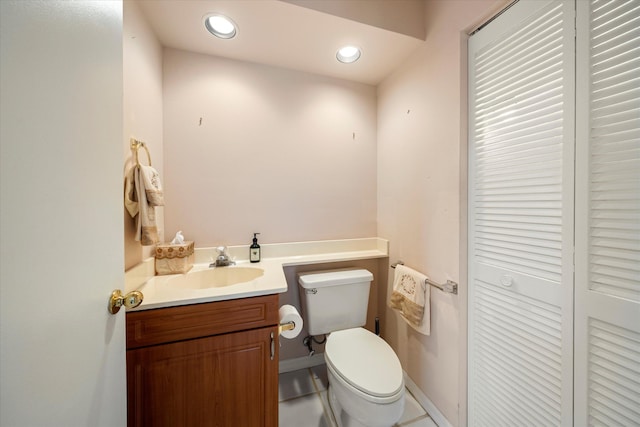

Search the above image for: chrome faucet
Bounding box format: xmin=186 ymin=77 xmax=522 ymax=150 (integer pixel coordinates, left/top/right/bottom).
xmin=210 ymin=246 xmax=235 ymax=267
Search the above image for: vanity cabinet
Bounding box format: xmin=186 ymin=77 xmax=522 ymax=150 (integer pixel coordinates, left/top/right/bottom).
xmin=126 ymin=294 xmax=279 ymax=427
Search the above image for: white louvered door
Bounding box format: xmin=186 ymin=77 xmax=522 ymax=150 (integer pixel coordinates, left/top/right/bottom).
xmin=468 ymin=1 xmax=575 ymax=425
xmin=575 ymin=1 xmax=640 ymax=425
xmin=470 ymin=0 xmax=640 ymax=425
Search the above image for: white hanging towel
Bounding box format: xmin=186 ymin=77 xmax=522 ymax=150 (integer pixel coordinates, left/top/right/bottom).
xmin=388 ymin=264 xmax=430 ymax=335
xmin=124 ymin=164 xmax=164 ymax=246
xmin=139 ymin=164 xmax=164 ymax=206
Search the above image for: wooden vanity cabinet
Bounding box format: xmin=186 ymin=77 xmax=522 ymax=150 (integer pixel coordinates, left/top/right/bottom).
xmin=126 ymin=294 xmax=279 ymax=427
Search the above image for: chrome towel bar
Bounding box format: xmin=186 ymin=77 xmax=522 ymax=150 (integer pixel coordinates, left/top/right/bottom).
xmin=391 ymin=261 xmax=458 ymax=295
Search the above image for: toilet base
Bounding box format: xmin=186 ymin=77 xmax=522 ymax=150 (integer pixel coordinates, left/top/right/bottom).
xmin=326 ymin=368 xmax=404 ymax=427
xmin=329 ymin=384 xmax=363 ymax=427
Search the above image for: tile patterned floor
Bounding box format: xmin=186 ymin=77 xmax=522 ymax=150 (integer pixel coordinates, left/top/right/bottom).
xmin=278 ymin=365 xmax=438 ymax=427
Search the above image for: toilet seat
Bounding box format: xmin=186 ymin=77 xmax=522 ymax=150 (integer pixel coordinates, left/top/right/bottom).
xmin=325 ymin=328 xmax=403 ymax=403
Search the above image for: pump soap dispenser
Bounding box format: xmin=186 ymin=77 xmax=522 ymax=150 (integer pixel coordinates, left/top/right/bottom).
xmin=250 ymin=233 xmax=261 ymax=263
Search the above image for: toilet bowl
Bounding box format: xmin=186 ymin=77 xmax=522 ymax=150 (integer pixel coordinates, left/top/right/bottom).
xmin=324 ymin=327 xmax=405 ymax=427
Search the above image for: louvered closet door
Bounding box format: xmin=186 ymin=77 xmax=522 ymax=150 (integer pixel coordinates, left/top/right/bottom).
xmin=468 ymin=1 xmax=575 ymax=425
xmin=575 ymin=1 xmax=640 ymax=425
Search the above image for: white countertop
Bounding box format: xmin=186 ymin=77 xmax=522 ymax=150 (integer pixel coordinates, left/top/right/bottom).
xmin=126 ymin=238 xmax=388 ymax=311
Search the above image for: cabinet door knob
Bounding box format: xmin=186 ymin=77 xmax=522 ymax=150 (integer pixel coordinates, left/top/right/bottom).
xmin=108 ymin=289 xmax=143 ymax=314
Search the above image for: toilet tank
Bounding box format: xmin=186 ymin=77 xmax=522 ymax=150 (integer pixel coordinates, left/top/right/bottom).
xmin=298 ymin=268 xmax=373 ymax=336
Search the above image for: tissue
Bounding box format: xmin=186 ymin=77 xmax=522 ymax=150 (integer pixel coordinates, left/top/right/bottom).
xmin=171 ymin=230 xmax=185 ymax=244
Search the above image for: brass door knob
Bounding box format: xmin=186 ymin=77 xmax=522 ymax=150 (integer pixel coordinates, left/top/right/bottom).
xmin=108 ymin=289 xmax=143 ymax=314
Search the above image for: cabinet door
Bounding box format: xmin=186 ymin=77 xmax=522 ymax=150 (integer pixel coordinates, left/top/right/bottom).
xmin=127 ymin=326 xmax=278 ymax=427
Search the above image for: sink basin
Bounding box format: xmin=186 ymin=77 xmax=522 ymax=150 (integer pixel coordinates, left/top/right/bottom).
xmin=168 ymin=267 xmax=264 ymax=289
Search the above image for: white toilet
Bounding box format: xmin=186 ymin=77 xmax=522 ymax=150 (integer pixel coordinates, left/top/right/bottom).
xmin=298 ymin=269 xmax=405 ymax=427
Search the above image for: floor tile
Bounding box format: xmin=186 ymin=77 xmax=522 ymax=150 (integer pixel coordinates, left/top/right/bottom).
xmin=279 ymin=369 xmax=316 ymax=401
xmin=279 ymin=366 xmax=435 ymax=427
xmin=318 ymin=389 xmax=337 ymax=427
xmin=310 ymin=364 xmax=329 ymax=391
xmin=278 ymin=393 xmax=334 ymax=427
xmin=400 ymin=415 xmax=438 ymax=427
xmin=396 ymin=389 xmax=427 ymax=425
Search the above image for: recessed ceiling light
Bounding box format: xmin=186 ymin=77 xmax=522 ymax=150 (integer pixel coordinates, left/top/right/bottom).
xmin=205 ymin=14 xmax=237 ymax=39
xmin=336 ymin=46 xmax=361 ymax=63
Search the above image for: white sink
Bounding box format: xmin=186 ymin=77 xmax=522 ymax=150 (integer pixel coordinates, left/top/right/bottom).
xmin=168 ymin=266 xmax=264 ymax=289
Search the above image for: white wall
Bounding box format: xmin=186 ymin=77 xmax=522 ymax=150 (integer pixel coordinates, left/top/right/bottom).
xmin=162 ymin=48 xmax=378 ymax=247
xmin=123 ymin=0 xmax=164 ymax=270
xmin=377 ymin=1 xmax=507 ymax=425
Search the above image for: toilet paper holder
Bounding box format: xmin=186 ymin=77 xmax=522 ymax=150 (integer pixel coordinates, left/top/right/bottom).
xmin=279 ymin=321 xmax=296 ymax=334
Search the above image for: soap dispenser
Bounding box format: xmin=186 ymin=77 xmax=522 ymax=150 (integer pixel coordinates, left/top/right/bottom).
xmin=250 ymin=233 xmax=261 ymax=263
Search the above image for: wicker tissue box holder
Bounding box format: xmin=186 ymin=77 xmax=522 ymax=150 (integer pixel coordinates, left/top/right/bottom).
xmin=155 ymin=241 xmax=195 ymax=275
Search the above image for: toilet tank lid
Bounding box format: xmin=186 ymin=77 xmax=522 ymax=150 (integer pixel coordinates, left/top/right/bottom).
xmin=298 ymin=269 xmax=373 ymax=289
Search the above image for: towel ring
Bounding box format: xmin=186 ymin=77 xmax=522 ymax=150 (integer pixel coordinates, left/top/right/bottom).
xmin=130 ymin=138 xmax=152 ymax=167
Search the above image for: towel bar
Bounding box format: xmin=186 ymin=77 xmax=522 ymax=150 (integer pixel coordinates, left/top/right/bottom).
xmin=391 ymin=261 xmax=458 ymax=295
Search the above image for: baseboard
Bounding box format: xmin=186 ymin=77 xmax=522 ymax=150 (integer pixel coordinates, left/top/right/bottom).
xmin=279 ymin=353 xmax=326 ymax=373
xmin=403 ymin=371 xmax=453 ymax=427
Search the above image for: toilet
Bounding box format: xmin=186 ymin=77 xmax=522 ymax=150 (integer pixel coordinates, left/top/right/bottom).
xmin=298 ymin=269 xmax=405 ymax=427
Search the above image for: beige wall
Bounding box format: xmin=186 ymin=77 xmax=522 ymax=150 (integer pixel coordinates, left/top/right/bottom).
xmin=162 ymin=48 xmax=378 ymax=247
xmin=281 ymin=0 xmax=426 ymax=40
xmin=123 ymin=0 xmax=164 ymax=270
xmin=377 ymin=1 xmax=507 ymax=426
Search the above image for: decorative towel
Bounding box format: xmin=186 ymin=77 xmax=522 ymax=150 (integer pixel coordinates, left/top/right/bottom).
xmin=124 ymin=166 xmax=139 ymax=218
xmin=389 ymin=264 xmax=430 ymax=335
xmin=124 ymin=164 xmax=164 ymax=246
xmin=139 ymin=165 xmax=164 ymax=206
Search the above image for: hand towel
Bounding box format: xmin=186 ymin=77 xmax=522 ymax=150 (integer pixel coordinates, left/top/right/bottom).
xmin=124 ymin=166 xmax=139 ymax=218
xmin=124 ymin=164 xmax=160 ymax=246
xmin=139 ymin=164 xmax=164 ymax=207
xmin=134 ymin=165 xmax=159 ymax=245
xmin=389 ymin=264 xmax=430 ymax=335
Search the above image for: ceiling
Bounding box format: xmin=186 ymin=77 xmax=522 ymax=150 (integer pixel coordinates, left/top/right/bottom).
xmin=135 ymin=0 xmax=426 ymax=86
